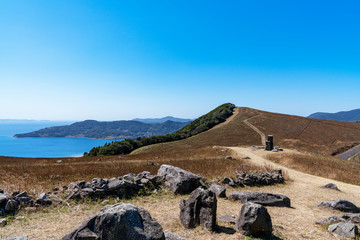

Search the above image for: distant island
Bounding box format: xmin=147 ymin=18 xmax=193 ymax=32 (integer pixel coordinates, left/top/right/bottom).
xmin=14 ymin=118 xmax=191 ymax=140
xmin=133 ymin=116 xmax=193 ymax=124
xmin=308 ymin=109 xmax=360 ymax=122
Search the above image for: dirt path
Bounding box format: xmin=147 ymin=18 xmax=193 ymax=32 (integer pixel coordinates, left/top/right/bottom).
xmin=243 ymin=115 xmax=266 ymax=145
xmin=229 ymin=146 xmax=360 ymax=239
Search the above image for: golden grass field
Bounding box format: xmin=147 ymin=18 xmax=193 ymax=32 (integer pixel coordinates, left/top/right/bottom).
xmin=3 ymin=107 xmax=360 ymax=239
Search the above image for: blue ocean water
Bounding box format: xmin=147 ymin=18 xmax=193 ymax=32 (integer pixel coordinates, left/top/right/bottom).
xmin=0 ymin=121 xmax=110 ymax=158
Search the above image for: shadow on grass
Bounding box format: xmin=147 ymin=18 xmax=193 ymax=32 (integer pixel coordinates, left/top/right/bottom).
xmin=215 ymin=225 xmax=236 ymax=234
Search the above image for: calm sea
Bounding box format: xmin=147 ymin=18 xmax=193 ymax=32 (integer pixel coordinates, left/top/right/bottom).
xmin=0 ymin=121 xmax=110 ymax=158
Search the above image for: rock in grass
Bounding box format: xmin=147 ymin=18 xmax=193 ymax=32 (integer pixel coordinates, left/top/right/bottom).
xmin=0 ymin=218 xmax=7 ymax=227
xmin=36 ymin=193 xmax=52 ymax=206
xmin=5 ymin=200 xmax=18 ymax=213
xmin=0 ymin=236 xmax=28 ymax=240
xmin=180 ymin=188 xmax=217 ymax=231
xmin=328 ymin=222 xmax=358 ymax=238
xmin=157 ymin=164 xmax=202 ymax=194
xmin=164 ymin=231 xmax=187 ymax=240
xmin=321 ymin=183 xmax=339 ymax=191
xmin=62 ymin=203 xmax=165 ymax=240
xmin=317 ymin=199 xmax=360 ymax=213
xmin=235 ymin=202 xmax=273 ymax=237
xmin=228 ymin=192 xmax=291 ymax=207
xmin=209 ymin=183 xmax=226 ymax=198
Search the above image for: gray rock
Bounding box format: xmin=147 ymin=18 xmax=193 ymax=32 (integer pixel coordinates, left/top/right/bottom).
xmin=0 ymin=236 xmax=28 ymax=240
xmin=79 ymin=188 xmax=95 ymax=198
xmin=317 ymin=199 xmax=360 ymax=213
xmin=0 ymin=189 xmax=3 ymax=194
xmin=316 ymin=216 xmax=345 ymax=225
xmin=209 ymin=183 xmax=226 ymax=198
xmin=218 ymin=215 xmax=236 ymax=224
xmin=15 ymin=192 xmax=28 ymax=198
xmin=15 ymin=197 xmax=32 ymax=205
xmin=107 ymin=179 xmax=124 ymax=191
xmin=0 ymin=218 xmax=7 ymax=227
xmin=0 ymin=193 xmax=10 ymax=206
xmin=328 ymin=222 xmax=358 ymax=238
xmin=179 ymin=188 xmax=217 ymax=231
xmin=235 ymin=202 xmax=273 ymax=236
xmin=5 ymin=200 xmax=18 ymax=213
xmin=228 ymin=192 xmax=291 ymax=207
xmin=164 ymin=231 xmax=187 ymax=240
xmin=342 ymin=213 xmax=360 ymax=223
xmin=62 ymin=203 xmax=165 ymax=240
xmin=157 ymin=164 xmax=202 ymax=194
xmin=322 ymin=183 xmax=339 ymax=191
xmin=36 ymin=193 xmax=52 ymax=205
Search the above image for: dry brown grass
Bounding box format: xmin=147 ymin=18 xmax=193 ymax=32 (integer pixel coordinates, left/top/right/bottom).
xmin=267 ymin=152 xmax=360 ymax=185
xmin=0 ymin=147 xmax=267 ymax=194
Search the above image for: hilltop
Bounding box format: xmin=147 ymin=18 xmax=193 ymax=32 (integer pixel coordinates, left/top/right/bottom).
xmin=14 ymin=120 xmax=189 ymax=140
xmin=308 ymin=108 xmax=360 ymax=122
xmin=133 ymin=107 xmax=360 ymax=156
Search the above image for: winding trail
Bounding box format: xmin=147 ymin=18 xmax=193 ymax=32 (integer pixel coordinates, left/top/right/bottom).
xmin=243 ymin=114 xmax=266 ymax=145
xmin=227 ymin=146 xmax=360 ymax=239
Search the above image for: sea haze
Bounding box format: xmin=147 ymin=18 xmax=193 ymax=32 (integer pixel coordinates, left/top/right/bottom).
xmin=0 ymin=120 xmax=110 ymax=158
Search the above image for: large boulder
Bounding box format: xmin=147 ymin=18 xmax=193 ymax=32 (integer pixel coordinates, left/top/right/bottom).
xmin=317 ymin=199 xmax=360 ymax=213
xmin=157 ymin=165 xmax=202 ymax=194
xmin=228 ymin=192 xmax=291 ymax=207
xmin=235 ymin=202 xmax=273 ymax=237
xmin=62 ymin=203 xmax=165 ymax=240
xmin=179 ymin=188 xmax=217 ymax=231
xmin=328 ymin=222 xmax=358 ymax=238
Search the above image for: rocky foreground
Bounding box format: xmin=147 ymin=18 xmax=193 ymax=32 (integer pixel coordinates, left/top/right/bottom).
xmin=2 ymin=161 xmax=360 ymax=239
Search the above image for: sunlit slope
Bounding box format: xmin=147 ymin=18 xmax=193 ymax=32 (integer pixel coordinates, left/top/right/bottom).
xmin=133 ymin=107 xmax=360 ymax=156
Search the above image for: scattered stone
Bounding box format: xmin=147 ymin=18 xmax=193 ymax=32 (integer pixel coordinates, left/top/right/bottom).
xmin=147 ymin=161 xmax=155 ymax=166
xmin=228 ymin=192 xmax=291 ymax=207
xmin=56 ymin=160 xmax=63 ymax=163
xmin=0 ymin=237 xmax=28 ymax=240
xmin=328 ymin=222 xmax=358 ymax=238
xmin=243 ymin=156 xmax=251 ymax=159
xmin=322 ymin=183 xmax=339 ymax=191
xmin=209 ymin=183 xmax=226 ymax=198
xmin=50 ymin=174 xmax=61 ymax=179
xmin=222 ymin=170 xmax=284 ymax=188
xmin=36 ymin=193 xmax=52 ymax=205
xmin=158 ymin=164 xmax=202 ymax=194
xmin=164 ymin=231 xmax=187 ymax=240
xmin=0 ymin=193 xmax=10 ymax=205
xmin=180 ymin=188 xmax=217 ymax=231
xmin=225 ymin=156 xmax=232 ymax=160
xmin=317 ymin=199 xmax=360 ymax=213
xmin=0 ymin=218 xmax=7 ymax=227
xmin=15 ymin=192 xmax=27 ymax=198
xmin=5 ymin=200 xmax=18 ymax=213
xmin=218 ymin=215 xmax=236 ymax=224
xmin=235 ymin=202 xmax=273 ymax=237
xmin=317 ymin=213 xmax=360 ymax=225
xmin=62 ymin=203 xmax=165 ymax=240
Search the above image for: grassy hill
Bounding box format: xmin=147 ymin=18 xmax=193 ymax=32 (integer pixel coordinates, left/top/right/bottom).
xmin=133 ymin=107 xmax=360 ymax=156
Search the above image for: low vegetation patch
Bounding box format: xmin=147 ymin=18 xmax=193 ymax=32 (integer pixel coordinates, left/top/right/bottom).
xmin=84 ymin=103 xmax=235 ymax=156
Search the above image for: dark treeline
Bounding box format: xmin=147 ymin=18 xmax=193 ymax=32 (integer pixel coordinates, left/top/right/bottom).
xmin=84 ymin=103 xmax=235 ymax=157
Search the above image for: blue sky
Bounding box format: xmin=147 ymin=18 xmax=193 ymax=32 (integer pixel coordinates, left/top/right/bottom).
xmin=1 ymin=1 xmax=359 ymax=120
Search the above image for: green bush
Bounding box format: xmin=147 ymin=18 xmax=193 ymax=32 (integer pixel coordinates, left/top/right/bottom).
xmin=84 ymin=103 xmax=235 ymax=156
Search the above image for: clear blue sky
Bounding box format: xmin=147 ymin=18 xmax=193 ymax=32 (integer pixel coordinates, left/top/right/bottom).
xmin=1 ymin=1 xmax=359 ymax=120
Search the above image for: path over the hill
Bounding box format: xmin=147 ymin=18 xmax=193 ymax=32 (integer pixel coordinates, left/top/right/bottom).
xmin=243 ymin=115 xmax=266 ymax=145
xmin=229 ymin=146 xmax=360 ymax=239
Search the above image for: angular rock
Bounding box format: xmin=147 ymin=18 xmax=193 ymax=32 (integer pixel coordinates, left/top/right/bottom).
xmin=209 ymin=183 xmax=226 ymax=198
xmin=228 ymin=192 xmax=291 ymax=207
xmin=164 ymin=231 xmax=187 ymax=240
xmin=328 ymin=222 xmax=358 ymax=238
xmin=15 ymin=192 xmax=28 ymax=198
xmin=235 ymin=202 xmax=273 ymax=236
xmin=158 ymin=164 xmax=202 ymax=194
xmin=0 ymin=193 xmax=10 ymax=205
xmin=62 ymin=203 xmax=165 ymax=240
xmin=36 ymin=193 xmax=52 ymax=205
xmin=322 ymin=183 xmax=339 ymax=191
xmin=0 ymin=218 xmax=7 ymax=227
xmin=317 ymin=199 xmax=360 ymax=213
xmin=316 ymin=216 xmax=345 ymax=225
xmin=342 ymin=213 xmax=360 ymax=223
xmin=5 ymin=200 xmax=19 ymax=213
xmin=179 ymin=188 xmax=217 ymax=231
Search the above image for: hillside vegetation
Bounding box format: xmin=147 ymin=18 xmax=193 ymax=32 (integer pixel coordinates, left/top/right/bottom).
xmin=133 ymin=107 xmax=360 ymax=157
xmin=84 ymin=103 xmax=235 ymax=156
xmin=14 ymin=120 xmax=189 ymax=140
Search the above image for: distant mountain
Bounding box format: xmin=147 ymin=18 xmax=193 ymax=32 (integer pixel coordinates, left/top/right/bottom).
xmin=14 ymin=120 xmax=189 ymax=140
xmin=132 ymin=116 xmax=192 ymax=124
xmin=308 ymin=109 xmax=360 ymax=122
